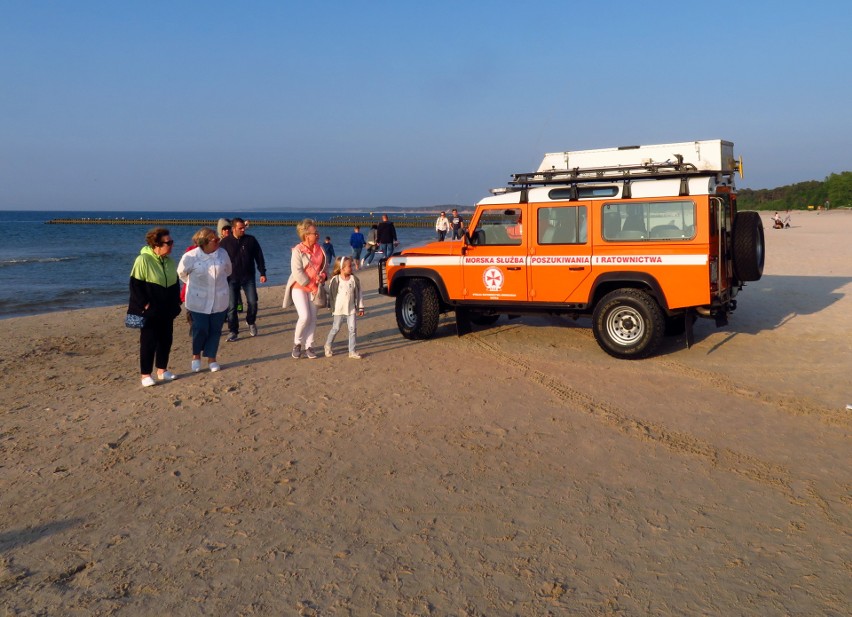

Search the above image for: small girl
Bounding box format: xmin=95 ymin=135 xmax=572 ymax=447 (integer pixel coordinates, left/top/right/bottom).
xmin=324 ymin=256 xmax=365 ymax=359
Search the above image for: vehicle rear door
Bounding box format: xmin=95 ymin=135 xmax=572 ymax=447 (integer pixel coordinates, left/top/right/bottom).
xmin=528 ymin=203 xmax=591 ymax=302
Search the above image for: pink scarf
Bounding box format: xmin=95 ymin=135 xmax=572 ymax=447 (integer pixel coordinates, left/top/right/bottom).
xmin=294 ymin=242 xmax=325 ymax=293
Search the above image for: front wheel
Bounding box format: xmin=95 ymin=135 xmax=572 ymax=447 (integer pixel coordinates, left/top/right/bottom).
xmin=395 ymin=280 xmax=440 ymax=340
xmin=592 ymin=289 xmax=664 ymax=359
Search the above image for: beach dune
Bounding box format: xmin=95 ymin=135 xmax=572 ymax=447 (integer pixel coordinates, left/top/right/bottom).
xmin=1 ymin=210 xmax=850 ymax=615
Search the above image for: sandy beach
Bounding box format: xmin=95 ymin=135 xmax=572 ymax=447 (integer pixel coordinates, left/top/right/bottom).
xmin=1 ymin=210 xmax=850 ymax=615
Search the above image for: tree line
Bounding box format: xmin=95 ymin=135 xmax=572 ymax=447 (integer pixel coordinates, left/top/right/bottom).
xmin=737 ymin=172 xmax=852 ymax=211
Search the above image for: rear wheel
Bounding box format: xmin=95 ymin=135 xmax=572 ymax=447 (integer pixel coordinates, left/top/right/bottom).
xmin=395 ymin=280 xmax=440 ymax=339
xmin=732 ymin=210 xmax=765 ymax=282
xmin=592 ymin=289 xmax=664 ymax=359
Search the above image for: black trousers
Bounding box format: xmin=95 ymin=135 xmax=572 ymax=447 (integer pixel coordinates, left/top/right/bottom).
xmin=139 ymin=316 xmax=175 ymax=375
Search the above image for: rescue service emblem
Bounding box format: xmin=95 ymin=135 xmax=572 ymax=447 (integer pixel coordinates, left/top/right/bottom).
xmin=483 ymin=267 xmax=504 ymax=292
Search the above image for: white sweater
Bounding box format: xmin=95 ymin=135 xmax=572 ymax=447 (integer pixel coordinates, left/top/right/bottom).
xmin=177 ymin=247 xmax=232 ymax=314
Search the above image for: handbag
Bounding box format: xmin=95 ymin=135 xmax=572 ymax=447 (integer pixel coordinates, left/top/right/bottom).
xmin=312 ymin=283 xmax=328 ymax=308
xmin=125 ymin=313 xmax=146 ymax=329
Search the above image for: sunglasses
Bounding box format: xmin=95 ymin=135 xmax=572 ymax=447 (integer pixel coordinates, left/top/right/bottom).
xmin=160 ymin=240 xmax=175 ymax=247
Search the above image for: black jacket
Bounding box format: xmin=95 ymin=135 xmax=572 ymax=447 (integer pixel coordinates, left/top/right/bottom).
xmin=376 ymin=221 xmax=397 ymax=244
xmin=220 ymin=234 xmax=266 ymax=283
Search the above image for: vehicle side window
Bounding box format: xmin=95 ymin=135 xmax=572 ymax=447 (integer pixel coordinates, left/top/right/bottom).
xmin=602 ymin=200 xmax=695 ymax=241
xmin=472 ymin=208 xmax=522 ymax=246
xmin=537 ymin=206 xmax=587 ymax=244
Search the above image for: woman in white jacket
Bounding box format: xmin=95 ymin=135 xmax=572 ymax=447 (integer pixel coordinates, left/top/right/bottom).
xmin=282 ymin=219 xmax=327 ymax=359
xmin=177 ymin=227 xmax=232 ymax=373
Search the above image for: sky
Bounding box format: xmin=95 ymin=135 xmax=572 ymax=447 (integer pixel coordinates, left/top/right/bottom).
xmin=1 ymin=1 xmax=851 ymax=211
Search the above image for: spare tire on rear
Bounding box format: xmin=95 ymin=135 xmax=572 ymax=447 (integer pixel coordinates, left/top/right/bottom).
xmin=732 ymin=210 xmax=765 ymax=282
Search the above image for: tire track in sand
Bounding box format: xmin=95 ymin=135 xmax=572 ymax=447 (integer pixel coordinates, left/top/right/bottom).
xmin=655 ymin=359 xmax=849 ymax=427
xmin=459 ymin=333 xmax=843 ymax=525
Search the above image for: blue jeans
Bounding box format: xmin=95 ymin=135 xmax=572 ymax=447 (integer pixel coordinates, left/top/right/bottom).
xmin=228 ymin=278 xmax=258 ymax=334
xmin=351 ymin=246 xmax=363 ymax=262
xmin=363 ymin=245 xmax=377 ymax=265
xmin=190 ymin=310 xmax=228 ymax=358
xmin=325 ymin=313 xmax=357 ymax=354
xmin=380 ymin=243 xmax=394 ymax=260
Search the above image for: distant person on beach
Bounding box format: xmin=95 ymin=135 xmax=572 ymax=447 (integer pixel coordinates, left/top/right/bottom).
xmin=784 ymin=210 xmax=792 ymax=228
xmin=128 ymin=227 xmax=182 ymax=387
xmin=321 ymin=236 xmax=336 ymax=277
xmin=349 ymin=225 xmax=366 ymax=270
xmin=177 ymin=227 xmax=232 ymax=373
xmin=772 ymin=212 xmax=783 ymax=229
xmin=283 ymin=219 xmax=327 ymax=359
xmin=450 ymin=208 xmax=465 ymax=240
xmin=376 ymin=214 xmax=399 ymax=259
xmin=324 ymin=256 xmax=365 ymax=359
xmin=435 ymin=211 xmax=451 ymax=241
xmin=362 ymin=224 xmax=379 ymax=267
xmin=216 ymin=218 xmax=231 ymax=239
xmin=220 ymin=217 xmax=267 ymax=341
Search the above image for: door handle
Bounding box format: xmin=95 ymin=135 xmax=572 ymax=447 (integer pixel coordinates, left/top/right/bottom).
xmin=568 ymin=266 xmax=586 ymax=271
xmin=507 ymin=266 xmax=521 ymax=271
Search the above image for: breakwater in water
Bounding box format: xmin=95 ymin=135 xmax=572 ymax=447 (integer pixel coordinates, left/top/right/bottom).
xmin=46 ymin=216 xmax=434 ymax=228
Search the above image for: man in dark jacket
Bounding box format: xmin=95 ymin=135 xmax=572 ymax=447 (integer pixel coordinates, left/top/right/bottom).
xmin=376 ymin=214 xmax=398 ymax=260
xmin=219 ymin=217 xmax=267 ymax=341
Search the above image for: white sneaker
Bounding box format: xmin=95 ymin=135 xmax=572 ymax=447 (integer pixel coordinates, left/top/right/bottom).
xmin=348 ymin=352 xmax=362 ymax=359
xmin=157 ymin=370 xmax=177 ymax=381
xmin=209 ymin=362 xmax=221 ymax=372
xmin=191 ymin=359 xmax=201 ymax=372
xmin=141 ymin=376 xmax=156 ymax=387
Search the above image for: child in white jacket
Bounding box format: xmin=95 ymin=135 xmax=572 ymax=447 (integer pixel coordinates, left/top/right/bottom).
xmin=323 ymin=257 xmax=365 ymax=358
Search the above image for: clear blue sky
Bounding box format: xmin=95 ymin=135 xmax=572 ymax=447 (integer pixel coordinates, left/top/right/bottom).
xmin=1 ymin=1 xmax=850 ymax=210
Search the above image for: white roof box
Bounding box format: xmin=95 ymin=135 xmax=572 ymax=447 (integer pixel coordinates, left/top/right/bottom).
xmin=538 ymin=140 xmax=735 ymax=174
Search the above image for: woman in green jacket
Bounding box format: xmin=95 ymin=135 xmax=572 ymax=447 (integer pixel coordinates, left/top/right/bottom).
xmin=128 ymin=227 xmax=182 ymax=387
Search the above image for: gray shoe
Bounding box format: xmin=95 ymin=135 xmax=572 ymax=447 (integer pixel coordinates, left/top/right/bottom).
xmin=305 ymin=347 xmax=318 ymax=359
xmin=226 ymin=333 xmax=238 ymax=342
xmin=249 ymin=324 xmax=258 ymax=337
xmin=292 ymin=344 xmax=301 ymax=359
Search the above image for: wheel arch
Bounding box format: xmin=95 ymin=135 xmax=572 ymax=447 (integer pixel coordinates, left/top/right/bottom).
xmin=389 ymin=268 xmax=451 ymax=304
xmin=589 ymin=272 xmax=670 ymax=312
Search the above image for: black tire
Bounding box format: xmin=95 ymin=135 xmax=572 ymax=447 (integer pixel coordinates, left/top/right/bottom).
xmin=732 ymin=211 xmax=765 ymax=282
xmin=592 ymin=289 xmax=665 ymax=359
xmin=395 ymin=280 xmax=440 ymax=340
xmin=469 ymin=312 xmax=500 ymax=326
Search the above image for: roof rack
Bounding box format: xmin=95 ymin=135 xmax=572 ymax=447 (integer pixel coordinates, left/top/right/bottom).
xmin=509 ymin=157 xmax=734 ymax=187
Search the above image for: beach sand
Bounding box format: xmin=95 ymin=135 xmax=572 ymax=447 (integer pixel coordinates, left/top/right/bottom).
xmin=2 ymin=210 xmax=850 ymax=615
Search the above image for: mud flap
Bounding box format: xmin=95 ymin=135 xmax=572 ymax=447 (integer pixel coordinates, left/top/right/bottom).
xmin=455 ymin=308 xmax=472 ymax=336
xmin=685 ymin=309 xmax=696 ymax=348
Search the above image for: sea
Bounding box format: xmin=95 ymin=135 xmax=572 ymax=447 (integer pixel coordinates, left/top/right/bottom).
xmin=0 ymin=210 xmax=441 ymax=320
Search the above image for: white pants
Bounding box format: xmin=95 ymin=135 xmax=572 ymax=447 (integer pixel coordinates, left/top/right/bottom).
xmin=291 ymin=287 xmax=318 ymax=348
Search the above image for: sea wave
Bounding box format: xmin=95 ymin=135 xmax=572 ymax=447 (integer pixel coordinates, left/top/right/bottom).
xmin=0 ymin=256 xmax=76 ymax=267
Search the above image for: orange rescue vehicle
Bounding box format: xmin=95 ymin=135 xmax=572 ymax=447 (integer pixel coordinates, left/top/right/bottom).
xmin=379 ymin=140 xmax=764 ymax=359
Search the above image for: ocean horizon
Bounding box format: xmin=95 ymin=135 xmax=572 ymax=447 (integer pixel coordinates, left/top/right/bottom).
xmin=0 ymin=210 xmax=443 ymax=319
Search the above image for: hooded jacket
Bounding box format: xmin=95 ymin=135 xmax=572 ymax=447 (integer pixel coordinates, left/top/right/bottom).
xmin=128 ymin=245 xmax=182 ymax=320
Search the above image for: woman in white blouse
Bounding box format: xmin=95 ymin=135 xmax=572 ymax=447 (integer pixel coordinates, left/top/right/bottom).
xmin=177 ymin=227 xmax=233 ymax=373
